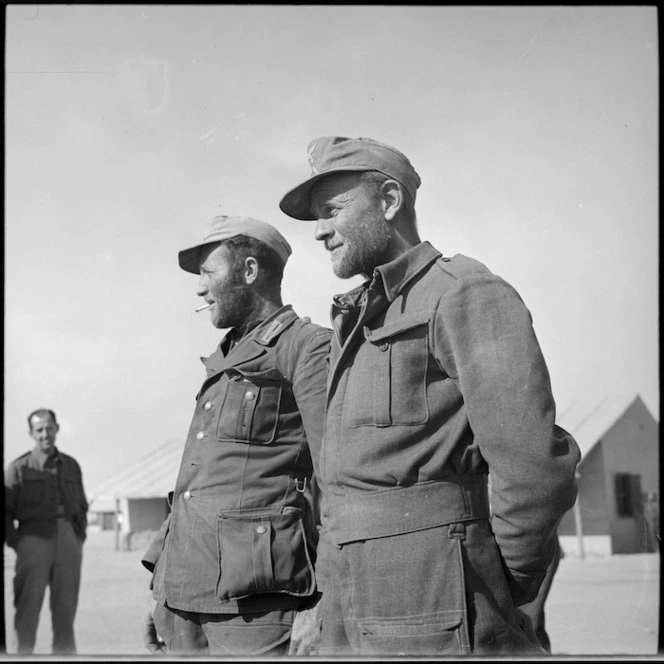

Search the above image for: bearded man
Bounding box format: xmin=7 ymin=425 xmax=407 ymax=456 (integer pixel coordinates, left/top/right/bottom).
xmin=279 ymin=136 xmax=581 ymax=656
xmin=140 ymin=215 xmax=330 ymax=656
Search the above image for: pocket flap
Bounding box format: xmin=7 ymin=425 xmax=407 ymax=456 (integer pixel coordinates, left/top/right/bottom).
xmin=360 ymin=610 xmax=463 ymax=636
xmin=232 ymin=367 xmax=285 ymax=383
xmin=216 ymin=509 xmax=315 ymax=602
xmin=364 ymin=313 xmax=430 ymax=343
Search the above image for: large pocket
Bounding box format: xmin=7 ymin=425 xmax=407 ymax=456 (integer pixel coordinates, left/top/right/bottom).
xmin=216 ymin=369 xmax=283 ymax=444
xmin=358 ymin=610 xmax=468 ymax=656
xmin=19 ymin=467 xmax=50 ymax=507
xmin=344 ymin=313 xmax=430 ymax=427
xmin=216 ymin=507 xmax=316 ymax=602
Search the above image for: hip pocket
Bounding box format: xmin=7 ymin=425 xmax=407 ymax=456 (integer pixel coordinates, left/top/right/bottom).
xmin=216 ymin=507 xmax=315 ymax=602
xmin=358 ymin=610 xmax=469 ymax=656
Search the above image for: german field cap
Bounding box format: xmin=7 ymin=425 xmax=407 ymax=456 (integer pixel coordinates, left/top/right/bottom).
xmin=279 ymin=136 xmax=422 ymax=220
xmin=178 ymin=215 xmax=292 ymax=274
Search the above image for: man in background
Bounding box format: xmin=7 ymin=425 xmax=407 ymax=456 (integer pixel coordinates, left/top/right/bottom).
xmin=5 ymin=408 xmax=88 ymax=654
xmin=141 ymin=215 xmax=330 ymax=656
xmin=279 ymin=135 xmax=581 ymax=656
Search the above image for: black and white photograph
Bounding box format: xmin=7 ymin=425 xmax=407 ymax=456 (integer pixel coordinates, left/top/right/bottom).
xmin=4 ymin=5 xmax=659 ymax=659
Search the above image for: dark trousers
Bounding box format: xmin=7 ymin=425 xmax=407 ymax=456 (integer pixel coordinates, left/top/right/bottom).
xmin=13 ymin=518 xmax=83 ymax=654
xmin=153 ymin=602 xmax=295 ymax=656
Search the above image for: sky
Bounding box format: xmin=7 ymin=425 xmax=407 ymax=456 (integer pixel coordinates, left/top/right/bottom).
xmin=4 ymin=5 xmax=659 ymax=496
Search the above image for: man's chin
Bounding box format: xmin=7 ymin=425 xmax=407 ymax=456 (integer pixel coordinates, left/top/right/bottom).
xmin=331 ymin=257 xmax=358 ymax=280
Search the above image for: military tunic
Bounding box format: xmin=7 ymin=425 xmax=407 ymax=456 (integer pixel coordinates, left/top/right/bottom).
xmin=316 ymin=241 xmax=580 ymax=655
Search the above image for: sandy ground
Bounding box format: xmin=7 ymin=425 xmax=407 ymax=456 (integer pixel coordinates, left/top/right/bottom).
xmin=2 ymin=530 xmax=661 ymax=658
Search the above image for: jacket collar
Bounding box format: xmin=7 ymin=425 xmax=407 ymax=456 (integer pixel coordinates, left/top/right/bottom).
xmin=201 ymin=305 xmax=299 ymax=377
xmin=331 ymin=241 xmax=441 ymax=313
xmin=372 ymin=241 xmax=441 ymax=303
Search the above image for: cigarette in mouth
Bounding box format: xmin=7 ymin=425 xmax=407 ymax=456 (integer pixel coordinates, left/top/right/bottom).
xmin=195 ymin=303 xmax=212 ymax=312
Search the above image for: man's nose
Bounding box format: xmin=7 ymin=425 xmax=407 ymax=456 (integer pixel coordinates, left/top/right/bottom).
xmin=314 ymin=218 xmax=332 ymax=242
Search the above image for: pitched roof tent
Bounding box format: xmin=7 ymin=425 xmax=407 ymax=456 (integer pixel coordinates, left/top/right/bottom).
xmin=89 ymin=438 xmax=183 ymax=508
xmin=557 ymin=393 xmax=647 ymax=459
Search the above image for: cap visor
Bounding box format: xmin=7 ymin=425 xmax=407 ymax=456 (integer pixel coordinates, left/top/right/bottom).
xmin=178 ymin=246 xmax=202 ymax=274
xmin=279 ymin=176 xmax=323 ymax=221
xmin=279 ymin=167 xmax=373 ymax=220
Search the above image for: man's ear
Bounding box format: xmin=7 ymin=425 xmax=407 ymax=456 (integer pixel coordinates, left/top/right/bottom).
xmin=244 ymin=256 xmax=259 ymax=285
xmin=380 ymin=180 xmax=404 ymax=221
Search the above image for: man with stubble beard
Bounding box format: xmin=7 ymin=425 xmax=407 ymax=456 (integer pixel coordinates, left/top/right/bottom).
xmin=140 ymin=215 xmax=331 ymax=656
xmin=279 ymin=136 xmax=581 ymax=656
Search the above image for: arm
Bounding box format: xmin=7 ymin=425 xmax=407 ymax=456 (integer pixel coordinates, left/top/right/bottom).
xmin=434 ymin=273 xmax=580 ymax=605
xmin=289 ymin=326 xmax=331 ymax=646
xmin=4 ymin=464 xmax=20 ymax=549
xmin=141 ymin=512 xmax=172 ymax=574
xmin=77 ymin=461 xmax=89 ymax=539
xmin=291 ymin=328 xmax=332 ymax=485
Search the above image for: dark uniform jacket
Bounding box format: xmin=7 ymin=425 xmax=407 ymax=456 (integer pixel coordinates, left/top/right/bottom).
xmin=5 ymin=448 xmax=88 ymax=546
xmin=142 ymin=305 xmax=331 ymax=615
xmin=318 ymin=241 xmax=581 ymax=650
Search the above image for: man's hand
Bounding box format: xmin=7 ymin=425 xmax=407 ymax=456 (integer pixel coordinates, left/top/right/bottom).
xmin=141 ymin=598 xmax=166 ymax=655
xmin=288 ymin=593 xmax=322 ymax=656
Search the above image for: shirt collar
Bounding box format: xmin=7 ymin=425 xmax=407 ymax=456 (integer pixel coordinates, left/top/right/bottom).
xmin=372 ymin=241 xmax=441 ymax=303
xmin=31 ymin=446 xmax=59 ymax=469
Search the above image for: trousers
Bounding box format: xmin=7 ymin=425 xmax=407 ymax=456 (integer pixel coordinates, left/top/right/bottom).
xmin=316 ymin=520 xmax=545 ymax=656
xmin=13 ymin=518 xmax=83 ymax=654
xmin=153 ymin=602 xmax=295 ymax=656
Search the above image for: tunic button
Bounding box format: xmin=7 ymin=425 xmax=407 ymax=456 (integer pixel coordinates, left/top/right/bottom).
xmin=378 ymin=342 xmax=389 ymax=352
xmin=256 ymin=525 xmax=267 ymax=534
xmin=204 ymin=401 xmax=212 ymax=410
xmin=196 ymin=431 xmax=205 ymax=440
xmin=183 ymin=491 xmax=192 ymax=501
xmin=244 ymin=391 xmax=256 ymax=401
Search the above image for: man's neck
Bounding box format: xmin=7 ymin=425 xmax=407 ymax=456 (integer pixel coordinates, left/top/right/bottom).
xmin=234 ymin=297 xmax=283 ymax=341
xmin=33 ymin=445 xmax=57 ymax=467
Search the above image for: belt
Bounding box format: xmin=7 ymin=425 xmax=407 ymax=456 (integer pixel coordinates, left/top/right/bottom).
xmin=326 ymin=475 xmax=490 ymax=545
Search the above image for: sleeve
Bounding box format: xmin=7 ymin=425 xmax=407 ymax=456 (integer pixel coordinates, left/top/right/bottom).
xmin=77 ymin=461 xmax=89 ymax=538
xmin=291 ymin=328 xmax=333 ymax=485
xmin=4 ymin=463 xmax=20 ymax=549
xmin=433 ymin=272 xmax=580 ymax=606
xmin=141 ymin=513 xmax=172 ymax=574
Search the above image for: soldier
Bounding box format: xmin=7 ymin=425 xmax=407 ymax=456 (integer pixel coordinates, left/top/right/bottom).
xmin=5 ymin=408 xmax=88 ymax=654
xmin=279 ymin=136 xmax=581 ymax=656
xmin=140 ymin=215 xmax=331 ymax=656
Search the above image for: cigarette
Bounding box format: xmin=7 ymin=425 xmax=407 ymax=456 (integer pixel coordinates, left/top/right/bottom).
xmin=195 ymin=303 xmax=212 ymax=312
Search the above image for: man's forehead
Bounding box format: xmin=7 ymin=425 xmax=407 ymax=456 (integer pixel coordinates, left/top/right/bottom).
xmin=30 ymin=415 xmax=56 ymax=428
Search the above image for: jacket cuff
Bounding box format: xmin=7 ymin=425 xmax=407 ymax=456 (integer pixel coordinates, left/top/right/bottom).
xmin=506 ymin=568 xmax=547 ymax=607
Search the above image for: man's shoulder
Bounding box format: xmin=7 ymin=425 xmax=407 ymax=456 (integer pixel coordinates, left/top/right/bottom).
xmin=57 ymin=451 xmax=82 ymax=468
xmin=7 ymin=451 xmax=31 ymax=468
xmin=431 ymin=253 xmax=494 ymax=281
xmin=273 ymin=314 xmax=331 ymax=372
xmin=289 ymin=315 xmax=332 ymax=340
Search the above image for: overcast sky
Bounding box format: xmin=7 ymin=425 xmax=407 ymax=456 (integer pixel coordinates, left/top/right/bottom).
xmin=4 ymin=5 xmax=658 ymax=496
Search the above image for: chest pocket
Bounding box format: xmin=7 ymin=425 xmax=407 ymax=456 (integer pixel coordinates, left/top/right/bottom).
xmin=344 ymin=314 xmax=430 ymax=428
xmin=19 ymin=468 xmax=51 ymax=506
xmin=216 ymin=368 xmax=283 ymax=444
